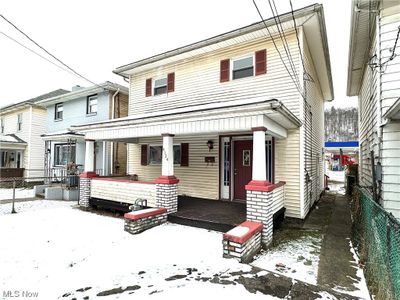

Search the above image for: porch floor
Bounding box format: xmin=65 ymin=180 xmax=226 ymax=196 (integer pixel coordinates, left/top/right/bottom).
xmin=168 ymin=196 xmax=246 ymax=232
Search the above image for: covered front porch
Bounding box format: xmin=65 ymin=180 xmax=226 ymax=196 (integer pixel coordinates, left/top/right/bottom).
xmin=73 ymin=98 xmax=300 ymax=245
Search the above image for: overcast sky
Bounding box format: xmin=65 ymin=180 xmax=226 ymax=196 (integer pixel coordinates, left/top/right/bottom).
xmin=0 ymin=0 xmax=357 ymax=108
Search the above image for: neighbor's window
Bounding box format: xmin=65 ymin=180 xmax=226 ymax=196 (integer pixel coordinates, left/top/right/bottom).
xmin=54 ymin=144 xmax=76 ymax=166
xmin=232 ymin=56 xmax=254 ymax=80
xmin=17 ymin=113 xmax=22 ymax=131
xmin=149 ymin=145 xmax=181 ymax=165
xmin=87 ymin=95 xmax=98 ymax=115
xmin=153 ymin=77 xmax=167 ymax=96
xmin=1 ymin=118 xmax=4 ymax=133
xmin=55 ymin=103 xmax=63 ymax=120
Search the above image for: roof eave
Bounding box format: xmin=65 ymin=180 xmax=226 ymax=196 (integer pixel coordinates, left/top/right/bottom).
xmin=113 ymin=4 xmax=321 ymax=76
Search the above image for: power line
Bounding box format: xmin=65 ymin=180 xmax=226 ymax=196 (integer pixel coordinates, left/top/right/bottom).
xmin=268 ymin=0 xmax=300 ymax=87
xmin=252 ymin=0 xmax=303 ymax=96
xmin=288 ymin=0 xmax=314 ymax=83
xmin=0 ymin=14 xmax=103 ymax=89
xmin=0 ymin=31 xmax=77 ymax=77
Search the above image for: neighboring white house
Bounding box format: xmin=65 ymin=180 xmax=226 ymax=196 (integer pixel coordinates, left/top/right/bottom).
xmin=0 ymin=89 xmax=69 ymax=178
xmin=72 ymin=4 xmax=333 ymax=220
xmin=36 ymin=82 xmax=129 ymax=178
xmin=347 ymin=0 xmax=400 ymax=219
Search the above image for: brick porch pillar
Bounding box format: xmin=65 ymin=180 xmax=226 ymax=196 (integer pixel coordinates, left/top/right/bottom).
xmin=246 ymin=127 xmax=274 ymax=247
xmin=79 ymin=139 xmax=98 ymax=208
xmin=155 ymin=133 xmax=179 ymax=213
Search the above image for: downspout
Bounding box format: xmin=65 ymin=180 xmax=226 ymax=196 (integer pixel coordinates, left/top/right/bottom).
xmin=109 ymin=88 xmax=120 ymax=175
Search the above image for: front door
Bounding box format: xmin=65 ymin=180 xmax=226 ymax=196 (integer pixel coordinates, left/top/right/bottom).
xmin=233 ymin=140 xmax=253 ymax=201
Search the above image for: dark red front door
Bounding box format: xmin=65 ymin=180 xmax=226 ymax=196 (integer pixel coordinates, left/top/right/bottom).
xmin=233 ymin=140 xmax=253 ymax=201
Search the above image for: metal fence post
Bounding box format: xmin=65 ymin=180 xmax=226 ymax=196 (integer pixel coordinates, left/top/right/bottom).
xmin=11 ymin=180 xmax=16 ymax=214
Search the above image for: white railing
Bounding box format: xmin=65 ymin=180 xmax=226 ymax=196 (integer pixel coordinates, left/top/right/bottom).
xmin=90 ymin=177 xmax=157 ymax=207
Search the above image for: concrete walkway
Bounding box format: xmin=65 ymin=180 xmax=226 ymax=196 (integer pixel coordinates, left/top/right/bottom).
xmin=297 ymin=189 xmax=367 ymax=297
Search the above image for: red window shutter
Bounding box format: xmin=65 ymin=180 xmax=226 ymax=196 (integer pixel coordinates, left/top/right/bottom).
xmin=167 ymin=72 xmax=175 ymax=93
xmin=145 ymin=79 xmax=152 ymax=97
xmin=141 ymin=144 xmax=148 ymax=166
xmin=181 ymin=143 xmax=189 ymax=167
xmin=220 ymin=59 xmax=230 ymax=82
xmin=255 ymin=49 xmax=267 ymax=75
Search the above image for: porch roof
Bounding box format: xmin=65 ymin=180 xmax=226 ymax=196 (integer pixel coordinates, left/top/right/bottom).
xmin=41 ymin=130 xmax=85 ymax=142
xmin=70 ymin=98 xmax=301 ymax=141
xmin=0 ymin=134 xmax=27 ymax=150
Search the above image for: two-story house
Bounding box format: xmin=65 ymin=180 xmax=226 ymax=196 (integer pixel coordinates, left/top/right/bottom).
xmin=72 ymin=4 xmax=333 ymax=223
xmin=347 ymin=0 xmax=400 ymax=219
xmin=36 ymin=82 xmax=129 ymax=178
xmin=0 ymin=89 xmax=69 ymax=178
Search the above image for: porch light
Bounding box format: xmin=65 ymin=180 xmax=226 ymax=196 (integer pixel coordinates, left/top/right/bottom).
xmin=207 ymin=140 xmax=214 ymax=151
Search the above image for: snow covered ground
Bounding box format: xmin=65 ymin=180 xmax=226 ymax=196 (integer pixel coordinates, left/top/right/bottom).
xmin=252 ymin=233 xmax=322 ymax=285
xmin=0 ymin=187 xmax=35 ymax=201
xmin=0 ymin=200 xmax=369 ymax=299
xmin=0 ymin=201 xmax=279 ymax=299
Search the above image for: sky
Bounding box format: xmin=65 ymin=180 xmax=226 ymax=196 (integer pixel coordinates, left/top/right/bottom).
xmin=0 ymin=0 xmax=357 ymax=109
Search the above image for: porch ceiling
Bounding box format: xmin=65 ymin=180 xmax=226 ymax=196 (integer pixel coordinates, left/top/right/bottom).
xmin=70 ymin=98 xmax=301 ymax=141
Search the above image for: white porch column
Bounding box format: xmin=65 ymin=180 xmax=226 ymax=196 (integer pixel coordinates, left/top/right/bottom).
xmin=102 ymin=141 xmax=108 ymax=176
xmin=161 ymin=133 xmax=174 ymax=176
xmin=84 ymin=139 xmax=95 ymax=172
xmin=252 ymin=127 xmax=267 ymax=181
xmin=155 ymin=133 xmax=179 ymax=213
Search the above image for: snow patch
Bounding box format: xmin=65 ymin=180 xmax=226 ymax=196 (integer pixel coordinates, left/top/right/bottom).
xmin=226 ymin=226 xmax=250 ymax=237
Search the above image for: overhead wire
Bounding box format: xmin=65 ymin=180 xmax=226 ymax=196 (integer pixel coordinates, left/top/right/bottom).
xmin=0 ymin=14 xmax=104 ymax=90
xmin=268 ymin=0 xmax=301 ymax=87
xmin=252 ymin=0 xmax=304 ymax=96
xmin=0 ymin=31 xmax=77 ymax=78
xmin=288 ymin=0 xmax=314 ymax=83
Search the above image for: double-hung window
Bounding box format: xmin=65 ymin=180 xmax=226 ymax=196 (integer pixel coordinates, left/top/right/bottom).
xmin=153 ymin=77 xmax=168 ymax=96
xmin=1 ymin=118 xmax=4 ymax=133
xmin=87 ymin=95 xmax=98 ymax=115
xmin=55 ymin=103 xmax=63 ymax=120
xmin=232 ymin=56 xmax=254 ymax=80
xmin=148 ymin=145 xmax=181 ymax=165
xmin=17 ymin=113 xmax=22 ymax=131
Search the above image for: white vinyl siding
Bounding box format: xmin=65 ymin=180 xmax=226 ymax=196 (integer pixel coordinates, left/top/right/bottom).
xmin=275 ymin=129 xmax=301 ymax=218
xmin=128 ymin=31 xmax=301 ymax=119
xmin=127 ymin=135 xmax=219 ymax=200
xmin=26 ymin=107 xmax=47 ymax=177
xmin=380 ymin=6 xmax=400 ymax=219
xmin=302 ymin=35 xmax=325 ymax=217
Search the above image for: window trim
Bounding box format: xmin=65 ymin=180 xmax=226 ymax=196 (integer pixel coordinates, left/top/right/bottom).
xmin=54 ymin=103 xmax=63 ymax=121
xmin=54 ymin=143 xmax=76 ymax=166
xmin=148 ymin=144 xmax=182 ymax=165
xmin=86 ymin=94 xmax=98 ymax=116
xmin=231 ymin=54 xmax=255 ymax=81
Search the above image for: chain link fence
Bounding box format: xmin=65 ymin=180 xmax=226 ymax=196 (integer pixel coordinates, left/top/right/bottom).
xmin=350 ymin=186 xmax=400 ymax=300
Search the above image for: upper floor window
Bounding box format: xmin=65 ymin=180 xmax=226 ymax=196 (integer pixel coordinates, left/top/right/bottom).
xmin=145 ymin=72 xmax=175 ymax=97
xmin=87 ymin=95 xmax=98 ymax=115
xmin=154 ymin=77 xmax=168 ymax=96
xmin=17 ymin=113 xmax=22 ymax=131
xmin=1 ymin=118 xmax=4 ymax=133
xmin=55 ymin=103 xmax=63 ymax=120
xmin=232 ymin=56 xmax=254 ymax=80
xmin=220 ymin=49 xmax=266 ymax=83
